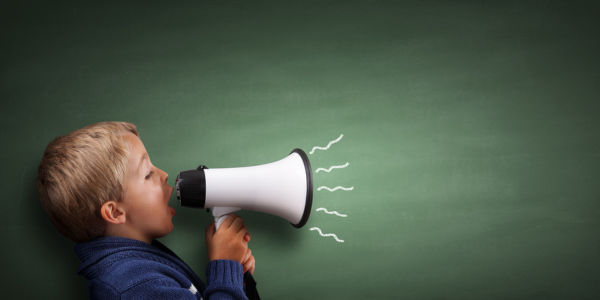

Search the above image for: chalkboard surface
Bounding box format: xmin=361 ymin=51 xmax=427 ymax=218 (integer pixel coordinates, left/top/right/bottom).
xmin=2 ymin=1 xmax=599 ymax=299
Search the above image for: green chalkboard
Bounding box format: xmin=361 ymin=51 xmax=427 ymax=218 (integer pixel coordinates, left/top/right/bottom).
xmin=2 ymin=1 xmax=599 ymax=299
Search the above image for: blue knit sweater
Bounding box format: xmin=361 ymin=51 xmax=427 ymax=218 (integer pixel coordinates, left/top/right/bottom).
xmin=74 ymin=236 xmax=248 ymax=299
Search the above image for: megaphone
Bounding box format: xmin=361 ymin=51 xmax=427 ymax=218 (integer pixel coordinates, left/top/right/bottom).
xmin=175 ymin=149 xmax=313 ymax=229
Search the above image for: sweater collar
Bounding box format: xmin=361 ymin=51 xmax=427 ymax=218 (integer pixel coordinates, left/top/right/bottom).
xmin=74 ymin=236 xmax=149 ymax=267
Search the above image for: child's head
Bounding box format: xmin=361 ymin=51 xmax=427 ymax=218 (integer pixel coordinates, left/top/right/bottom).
xmin=36 ymin=121 xmax=175 ymax=243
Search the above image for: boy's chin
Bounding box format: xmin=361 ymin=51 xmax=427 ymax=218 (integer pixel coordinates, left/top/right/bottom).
xmin=164 ymin=222 xmax=175 ymax=235
xmin=153 ymin=223 xmax=175 ymax=240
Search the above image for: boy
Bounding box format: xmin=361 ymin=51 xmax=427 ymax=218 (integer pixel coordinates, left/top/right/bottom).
xmin=36 ymin=121 xmax=255 ymax=299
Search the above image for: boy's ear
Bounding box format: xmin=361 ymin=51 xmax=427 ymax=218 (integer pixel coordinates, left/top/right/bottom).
xmin=100 ymin=201 xmax=126 ymax=224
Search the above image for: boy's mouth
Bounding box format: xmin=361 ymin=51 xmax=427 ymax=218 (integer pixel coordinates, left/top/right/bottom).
xmin=167 ymin=185 xmax=176 ymax=216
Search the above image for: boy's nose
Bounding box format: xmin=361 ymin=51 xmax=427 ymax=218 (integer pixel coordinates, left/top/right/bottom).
xmin=157 ymin=168 xmax=169 ymax=183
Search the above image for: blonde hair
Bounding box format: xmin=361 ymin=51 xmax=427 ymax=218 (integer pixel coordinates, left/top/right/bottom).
xmin=36 ymin=122 xmax=138 ymax=242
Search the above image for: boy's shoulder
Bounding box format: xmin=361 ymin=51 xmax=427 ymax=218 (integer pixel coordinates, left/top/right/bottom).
xmin=75 ymin=236 xmax=203 ymax=297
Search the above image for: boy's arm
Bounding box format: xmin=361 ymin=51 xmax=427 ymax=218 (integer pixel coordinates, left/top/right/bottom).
xmin=204 ymin=259 xmax=247 ymax=299
xmin=204 ymin=215 xmax=252 ymax=300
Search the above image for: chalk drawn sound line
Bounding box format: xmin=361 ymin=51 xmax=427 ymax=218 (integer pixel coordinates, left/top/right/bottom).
xmin=310 ymin=134 xmax=344 ymax=155
xmin=310 ymin=227 xmax=345 ymax=243
xmin=315 ymin=162 xmax=350 ymax=173
xmin=316 ymin=207 xmax=348 ymax=217
xmin=317 ymin=186 xmax=354 ymax=192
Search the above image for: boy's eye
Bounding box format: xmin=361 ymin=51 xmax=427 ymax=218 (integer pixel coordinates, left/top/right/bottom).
xmin=145 ymin=171 xmax=153 ymax=180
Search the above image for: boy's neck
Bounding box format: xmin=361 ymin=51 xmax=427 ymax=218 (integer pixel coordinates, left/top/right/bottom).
xmin=104 ymin=223 xmax=153 ymax=244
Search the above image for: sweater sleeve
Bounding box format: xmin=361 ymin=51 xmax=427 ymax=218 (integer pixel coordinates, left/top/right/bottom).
xmin=120 ymin=277 xmax=199 ymax=300
xmin=204 ymin=260 xmax=248 ymax=300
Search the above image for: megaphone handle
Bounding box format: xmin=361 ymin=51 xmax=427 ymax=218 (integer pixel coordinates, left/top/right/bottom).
xmin=212 ymin=207 xmax=242 ymax=229
xmin=244 ymin=272 xmax=260 ymax=300
xmin=214 ymin=214 xmax=228 ymax=229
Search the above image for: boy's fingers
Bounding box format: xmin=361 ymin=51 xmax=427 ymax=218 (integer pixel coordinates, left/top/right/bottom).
xmin=230 ymin=215 xmax=245 ymax=233
xmin=236 ymin=226 xmax=248 ymax=239
xmin=242 ymin=248 xmax=252 ymax=264
xmin=242 ymin=254 xmax=251 ymax=272
xmin=244 ymin=255 xmax=255 ymax=275
xmin=218 ymin=214 xmax=237 ymax=231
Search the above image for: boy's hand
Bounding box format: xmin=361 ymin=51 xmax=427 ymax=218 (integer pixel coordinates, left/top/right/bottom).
xmin=205 ymin=214 xmax=250 ymax=264
xmin=241 ymin=248 xmax=255 ymax=275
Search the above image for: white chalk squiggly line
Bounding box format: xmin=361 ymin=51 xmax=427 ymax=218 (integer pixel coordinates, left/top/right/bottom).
xmin=310 ymin=134 xmax=344 ymax=155
xmin=315 ymin=162 xmax=350 ymax=173
xmin=317 ymin=186 xmax=354 ymax=192
xmin=316 ymin=207 xmax=348 ymax=217
xmin=310 ymin=227 xmax=345 ymax=243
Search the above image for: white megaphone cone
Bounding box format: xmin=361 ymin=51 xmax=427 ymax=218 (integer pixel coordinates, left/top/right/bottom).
xmin=175 ymin=149 xmax=313 ymax=228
